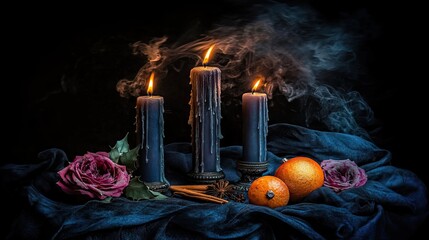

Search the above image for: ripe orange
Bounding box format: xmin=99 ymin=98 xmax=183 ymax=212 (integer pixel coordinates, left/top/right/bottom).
xmin=274 ymin=156 xmax=324 ymax=202
xmin=247 ymin=175 xmax=290 ymax=208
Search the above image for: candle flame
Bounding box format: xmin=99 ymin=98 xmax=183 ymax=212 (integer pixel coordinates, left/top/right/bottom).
xmin=252 ymin=79 xmax=261 ymax=93
xmin=147 ymin=72 xmax=154 ymax=95
xmin=203 ymin=44 xmax=215 ymax=65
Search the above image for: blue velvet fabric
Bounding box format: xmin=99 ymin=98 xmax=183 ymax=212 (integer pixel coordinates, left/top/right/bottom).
xmin=1 ymin=123 xmax=428 ymax=239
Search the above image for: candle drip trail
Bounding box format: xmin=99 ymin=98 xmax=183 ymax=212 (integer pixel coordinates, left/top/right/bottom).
xmin=257 ymin=96 xmax=268 ymax=162
xmin=145 ymin=102 xmax=149 ymax=164
xmin=136 ymin=96 xmax=168 ymax=185
xmin=242 ymin=92 xmax=268 ymax=163
xmin=159 ymin=99 xmax=166 ymax=184
xmin=189 ymin=67 xmax=222 ymax=173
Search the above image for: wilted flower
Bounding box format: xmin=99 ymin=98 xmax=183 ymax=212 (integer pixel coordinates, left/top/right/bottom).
xmin=57 ymin=152 xmax=130 ymax=199
xmin=321 ymin=159 xmax=367 ymax=192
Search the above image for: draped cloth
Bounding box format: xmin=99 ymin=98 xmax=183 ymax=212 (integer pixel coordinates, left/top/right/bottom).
xmin=1 ymin=123 xmax=428 ymax=239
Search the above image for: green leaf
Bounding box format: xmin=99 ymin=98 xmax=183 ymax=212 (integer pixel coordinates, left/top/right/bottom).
xmin=113 ymin=133 xmax=130 ymax=154
xmin=109 ymin=133 xmax=131 ymax=163
xmin=120 ymin=146 xmax=139 ymax=172
xmin=124 ymin=177 xmax=156 ymax=200
xmin=100 ymin=197 xmax=112 ymax=203
xmin=125 ymin=178 xmax=155 ymax=200
xmin=150 ymin=190 xmax=168 ymax=200
xmin=109 ymin=148 xmax=120 ymax=163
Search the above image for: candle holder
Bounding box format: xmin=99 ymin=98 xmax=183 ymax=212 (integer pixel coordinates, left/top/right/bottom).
xmin=141 ymin=180 xmax=170 ymax=193
xmin=187 ymin=171 xmax=225 ymax=184
xmin=234 ymin=161 xmax=269 ymax=192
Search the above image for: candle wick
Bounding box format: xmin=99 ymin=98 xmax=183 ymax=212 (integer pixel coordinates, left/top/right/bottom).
xmin=252 ymin=90 xmax=255 ymax=95
xmin=203 ymin=63 xmax=207 ymax=68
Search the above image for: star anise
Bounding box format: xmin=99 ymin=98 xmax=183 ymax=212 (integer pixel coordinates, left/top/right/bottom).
xmin=207 ymin=180 xmax=245 ymax=203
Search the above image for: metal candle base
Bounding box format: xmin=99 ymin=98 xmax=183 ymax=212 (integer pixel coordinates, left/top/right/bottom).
xmin=187 ymin=171 xmax=225 ymax=184
xmin=234 ymin=161 xmax=269 ymax=192
xmin=141 ymin=180 xmax=170 ymax=193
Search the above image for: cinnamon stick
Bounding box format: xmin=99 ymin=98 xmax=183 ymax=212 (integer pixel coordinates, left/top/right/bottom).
xmin=169 ymin=185 xmax=210 ymax=191
xmin=170 ymin=187 xmax=228 ymax=204
xmin=173 ymin=192 xmax=227 ymax=204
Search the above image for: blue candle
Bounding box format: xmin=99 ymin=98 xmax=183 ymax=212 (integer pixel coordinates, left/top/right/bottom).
xmin=188 ymin=45 xmax=223 ymax=175
xmin=136 ymin=72 xmax=168 ymax=185
xmin=242 ymin=80 xmax=268 ymax=163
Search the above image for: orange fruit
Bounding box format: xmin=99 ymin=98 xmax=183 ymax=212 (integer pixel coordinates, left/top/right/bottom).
xmin=275 ymin=156 xmax=324 ymax=202
xmin=247 ymin=175 xmax=290 ymax=208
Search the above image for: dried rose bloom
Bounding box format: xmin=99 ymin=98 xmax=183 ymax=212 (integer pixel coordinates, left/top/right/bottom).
xmin=321 ymin=159 xmax=367 ymax=192
xmin=57 ymin=152 xmax=130 ymax=199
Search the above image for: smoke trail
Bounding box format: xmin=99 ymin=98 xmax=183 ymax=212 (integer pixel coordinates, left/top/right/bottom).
xmin=117 ymin=2 xmax=374 ymax=138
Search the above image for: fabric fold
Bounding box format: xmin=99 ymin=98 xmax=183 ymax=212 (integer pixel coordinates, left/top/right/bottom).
xmin=1 ymin=123 xmax=427 ymax=239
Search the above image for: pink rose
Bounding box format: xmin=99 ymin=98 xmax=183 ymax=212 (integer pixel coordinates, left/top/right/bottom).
xmin=57 ymin=152 xmax=130 ymax=200
xmin=321 ymin=159 xmax=367 ymax=192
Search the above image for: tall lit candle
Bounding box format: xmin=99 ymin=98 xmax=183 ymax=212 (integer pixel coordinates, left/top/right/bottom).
xmin=187 ymin=45 xmax=224 ymax=183
xmin=136 ymin=72 xmax=169 ymax=191
xmin=242 ymin=79 xmax=268 ymax=163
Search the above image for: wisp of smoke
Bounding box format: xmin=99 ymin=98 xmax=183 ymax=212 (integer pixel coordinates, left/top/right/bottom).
xmin=117 ymin=2 xmax=374 ymax=138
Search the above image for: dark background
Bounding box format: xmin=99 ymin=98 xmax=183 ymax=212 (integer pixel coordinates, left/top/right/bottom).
xmin=6 ymin=0 xmax=428 ymax=234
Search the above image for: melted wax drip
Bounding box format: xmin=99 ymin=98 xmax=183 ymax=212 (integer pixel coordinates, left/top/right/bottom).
xmin=158 ymin=98 xmax=167 ymax=184
xmin=136 ymin=97 xmax=168 ymax=184
xmin=258 ymin=96 xmax=268 ymax=162
xmin=189 ymin=67 xmax=222 ymax=173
